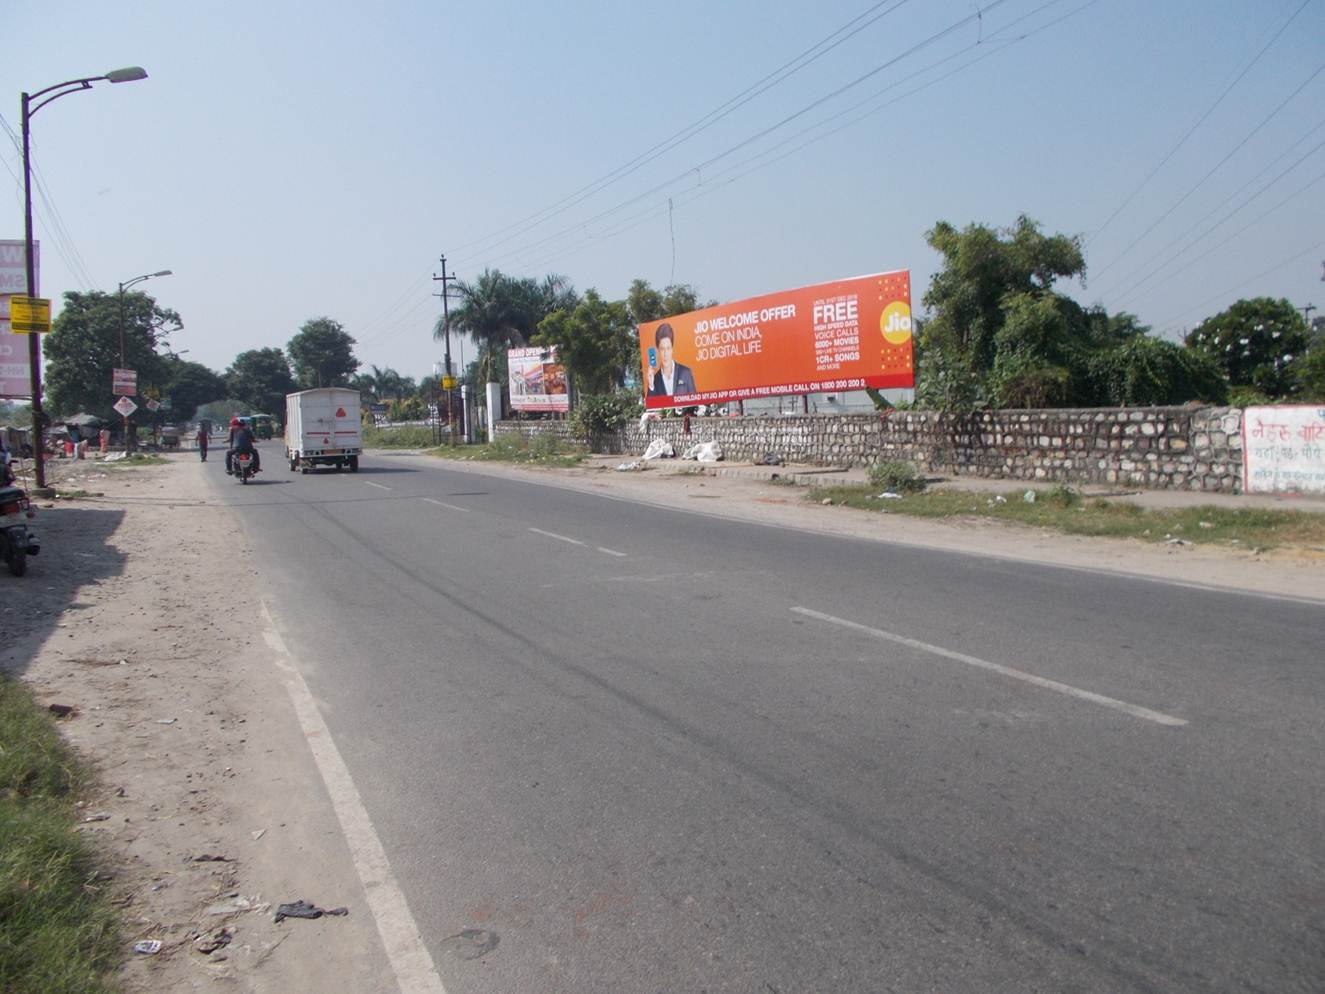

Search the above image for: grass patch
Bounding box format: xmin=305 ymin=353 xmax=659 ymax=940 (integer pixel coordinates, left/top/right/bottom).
xmin=807 ymin=483 xmax=1325 ymax=551
xmin=867 ymin=459 xmax=927 ymax=494
xmin=362 ymin=424 xmax=441 ymax=449
xmin=438 ymin=433 xmax=586 ymax=468
xmin=1 ymin=676 xmax=121 ymax=994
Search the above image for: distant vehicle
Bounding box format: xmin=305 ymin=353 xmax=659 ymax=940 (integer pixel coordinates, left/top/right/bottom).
xmin=285 ymin=388 xmax=362 ymax=473
xmin=160 ymin=424 xmax=181 ymax=449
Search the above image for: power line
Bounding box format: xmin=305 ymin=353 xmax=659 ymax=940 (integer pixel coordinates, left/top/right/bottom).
xmin=499 ymin=0 xmax=1093 ymax=278
xmin=1152 ymin=238 xmax=1325 ymax=334
xmin=470 ymin=0 xmax=1011 ymax=275
xmin=454 ymin=0 xmax=917 ymax=259
xmin=1094 ymin=114 xmax=1325 ymax=299
xmin=1107 ymin=136 xmax=1325 ymax=308
xmin=1086 ymin=0 xmax=1313 ymax=246
xmin=1093 ymin=56 xmax=1325 ymax=282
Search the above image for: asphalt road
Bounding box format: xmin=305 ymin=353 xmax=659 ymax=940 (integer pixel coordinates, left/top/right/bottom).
xmin=211 ymin=443 xmax=1324 ymax=993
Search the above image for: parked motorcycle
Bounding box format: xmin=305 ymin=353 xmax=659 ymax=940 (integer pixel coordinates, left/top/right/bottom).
xmin=234 ymin=451 xmax=257 ymax=484
xmin=0 ymin=484 xmax=39 ymax=576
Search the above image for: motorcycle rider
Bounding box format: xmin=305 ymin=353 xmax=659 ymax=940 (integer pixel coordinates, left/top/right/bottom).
xmin=225 ymin=417 xmax=261 ymax=476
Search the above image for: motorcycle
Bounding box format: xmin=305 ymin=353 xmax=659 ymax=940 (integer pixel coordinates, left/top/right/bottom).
xmin=234 ymin=451 xmax=257 ymax=484
xmin=0 ymin=483 xmax=39 ymax=577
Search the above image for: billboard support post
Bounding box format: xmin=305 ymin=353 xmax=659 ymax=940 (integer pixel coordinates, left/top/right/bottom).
xmin=485 ymin=382 xmax=501 ymax=442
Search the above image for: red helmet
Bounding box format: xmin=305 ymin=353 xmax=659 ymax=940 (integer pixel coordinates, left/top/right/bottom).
xmin=230 ymin=417 xmax=242 ymax=427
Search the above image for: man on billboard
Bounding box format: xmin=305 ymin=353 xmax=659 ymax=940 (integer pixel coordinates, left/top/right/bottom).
xmin=646 ymin=323 xmax=697 ymax=397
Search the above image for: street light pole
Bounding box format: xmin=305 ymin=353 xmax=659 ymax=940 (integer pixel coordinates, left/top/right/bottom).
xmin=116 ymin=269 xmax=171 ymax=452
xmin=20 ymin=66 xmax=147 ymax=489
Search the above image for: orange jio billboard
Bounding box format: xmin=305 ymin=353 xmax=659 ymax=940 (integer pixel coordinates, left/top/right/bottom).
xmin=637 ymin=270 xmax=913 ymax=410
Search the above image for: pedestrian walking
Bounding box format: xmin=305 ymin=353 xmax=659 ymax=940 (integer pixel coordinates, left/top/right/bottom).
xmin=196 ymin=425 xmax=209 ymax=462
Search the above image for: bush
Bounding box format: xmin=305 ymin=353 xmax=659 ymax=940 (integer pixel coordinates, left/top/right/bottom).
xmin=573 ymin=392 xmax=641 ymax=440
xmin=868 ymin=460 xmax=926 ymax=493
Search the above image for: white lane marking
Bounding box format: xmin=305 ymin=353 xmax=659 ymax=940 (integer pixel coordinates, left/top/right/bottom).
xmin=363 ymin=481 xmax=392 ymax=491
xmin=528 ymin=527 xmax=584 ymax=546
xmin=260 ymin=605 xmax=448 ymax=994
xmin=791 ymin=606 xmax=1188 ymax=728
xmin=421 ymin=498 xmax=471 ymax=512
xmin=597 ymin=546 xmax=628 ymax=557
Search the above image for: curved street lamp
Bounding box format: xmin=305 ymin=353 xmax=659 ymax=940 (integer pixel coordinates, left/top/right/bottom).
xmin=20 ymin=66 xmax=148 ymax=489
xmin=116 ymin=269 xmax=171 ymax=451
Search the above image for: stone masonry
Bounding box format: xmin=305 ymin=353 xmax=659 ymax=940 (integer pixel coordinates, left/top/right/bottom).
xmin=495 ymin=406 xmax=1247 ymax=493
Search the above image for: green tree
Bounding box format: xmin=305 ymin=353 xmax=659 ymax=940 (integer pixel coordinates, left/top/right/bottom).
xmin=440 ymin=270 xmax=578 ymax=381
xmin=162 ymin=359 xmax=226 ymax=423
xmin=42 ymin=290 xmax=180 ymax=425
xmin=917 ymin=215 xmax=1086 ymax=409
xmin=534 ymin=289 xmax=635 ymax=395
xmin=1085 ymin=336 xmax=1226 ymax=406
xmin=1184 ymin=297 xmax=1308 ymax=399
xmin=624 ymin=280 xmax=709 ymax=324
xmin=225 ymin=348 xmax=297 ymax=416
xmin=288 ymin=317 xmax=359 ymax=387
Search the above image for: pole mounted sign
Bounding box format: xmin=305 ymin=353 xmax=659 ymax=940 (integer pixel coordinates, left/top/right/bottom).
xmin=112 ymin=368 xmax=137 ymax=395
xmin=113 ymin=396 xmax=138 ymax=417
xmin=0 ymin=238 xmax=38 ymax=399
xmin=7 ymin=295 xmax=50 ymax=334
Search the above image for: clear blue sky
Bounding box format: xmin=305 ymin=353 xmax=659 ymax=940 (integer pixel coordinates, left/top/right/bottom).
xmin=4 ymin=0 xmax=1323 ymax=385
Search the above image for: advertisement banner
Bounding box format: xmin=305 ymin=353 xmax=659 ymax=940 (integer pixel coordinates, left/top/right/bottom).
xmin=112 ymin=368 xmax=138 ymax=396
xmin=1 ymin=239 xmax=38 ymax=398
xmin=637 ymin=270 xmax=913 ymax=410
xmin=1243 ymin=405 xmax=1325 ymax=495
xmin=508 ymin=345 xmax=569 ymax=412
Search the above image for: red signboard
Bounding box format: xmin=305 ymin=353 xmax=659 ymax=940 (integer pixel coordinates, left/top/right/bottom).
xmin=637 ymin=270 xmax=913 ymax=410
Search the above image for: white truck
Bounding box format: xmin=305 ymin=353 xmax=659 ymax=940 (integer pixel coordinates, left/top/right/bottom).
xmin=285 ymin=388 xmax=363 ymax=473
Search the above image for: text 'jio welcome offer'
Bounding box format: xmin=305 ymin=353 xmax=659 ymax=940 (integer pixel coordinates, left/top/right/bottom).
xmin=636 ymin=270 xmax=913 ymax=410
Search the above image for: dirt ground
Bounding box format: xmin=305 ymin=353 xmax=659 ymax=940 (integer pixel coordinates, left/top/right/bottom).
xmin=2 ymin=449 xmax=1322 ymax=992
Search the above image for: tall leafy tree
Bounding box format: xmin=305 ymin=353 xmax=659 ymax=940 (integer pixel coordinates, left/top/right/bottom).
xmin=225 ymin=348 xmax=297 ymax=416
xmin=43 ymin=290 xmax=181 ymax=423
xmin=439 ymin=269 xmax=578 ymax=380
xmin=162 ymin=359 xmax=226 ymax=423
xmin=288 ymin=317 xmax=359 ymax=387
xmin=624 ymin=280 xmax=709 ymax=325
xmin=534 ymin=289 xmax=635 ymax=395
xmin=917 ymin=215 xmax=1086 ymax=409
xmin=1184 ymin=297 xmax=1308 ymax=399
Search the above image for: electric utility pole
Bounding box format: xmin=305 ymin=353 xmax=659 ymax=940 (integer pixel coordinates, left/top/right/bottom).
xmin=433 ymin=255 xmax=457 ymax=443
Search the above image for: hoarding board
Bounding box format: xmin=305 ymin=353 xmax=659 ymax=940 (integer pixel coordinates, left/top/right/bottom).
xmin=1243 ymin=405 xmax=1325 ymax=495
xmin=0 ymin=239 xmax=38 ymax=398
xmin=508 ymin=345 xmax=569 ymax=412
xmin=637 ymin=270 xmax=913 ymax=410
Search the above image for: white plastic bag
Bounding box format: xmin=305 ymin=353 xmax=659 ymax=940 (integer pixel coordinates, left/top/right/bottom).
xmin=642 ymin=439 xmax=674 ymax=460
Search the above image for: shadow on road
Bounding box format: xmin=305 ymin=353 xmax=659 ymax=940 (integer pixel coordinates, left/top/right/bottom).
xmin=1 ymin=503 xmax=127 ymax=679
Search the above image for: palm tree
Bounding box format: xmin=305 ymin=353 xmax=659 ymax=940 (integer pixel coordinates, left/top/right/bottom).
xmin=436 ymin=269 xmax=578 ymax=381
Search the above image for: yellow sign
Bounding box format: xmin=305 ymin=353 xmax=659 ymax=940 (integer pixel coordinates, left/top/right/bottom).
xmin=8 ymin=296 xmax=51 ymax=334
xmin=441 ymin=375 xmax=456 ymax=390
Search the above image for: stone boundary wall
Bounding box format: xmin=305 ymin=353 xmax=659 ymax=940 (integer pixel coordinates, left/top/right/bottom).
xmin=495 ymin=406 xmax=1246 ymax=492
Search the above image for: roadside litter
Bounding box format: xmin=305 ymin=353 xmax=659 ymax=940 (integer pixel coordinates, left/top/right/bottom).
xmin=757 ymin=452 xmax=784 ymax=466
xmin=642 ymin=440 xmax=674 ymax=460
xmin=132 ymin=940 xmax=162 ymax=955
xmin=194 ymin=926 xmax=233 ymax=955
xmin=615 ymin=461 xmax=644 ymax=472
xmin=681 ymin=441 xmax=723 ymax=462
xmin=1023 ymin=490 xmax=1037 ymax=503
xmin=876 ymin=491 xmax=902 ymax=500
xmin=274 ymin=899 xmax=349 ymax=923
xmin=206 ymin=895 xmax=269 ymax=916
